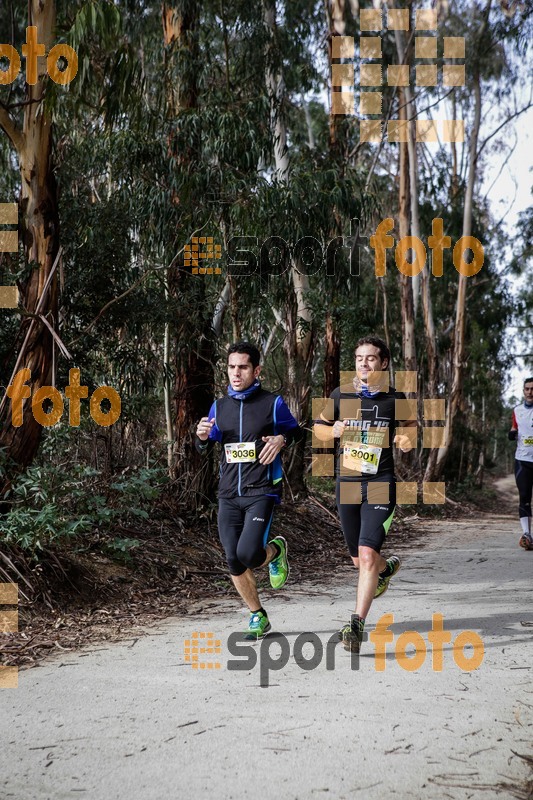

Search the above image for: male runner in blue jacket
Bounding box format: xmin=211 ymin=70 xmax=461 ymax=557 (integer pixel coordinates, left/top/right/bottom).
xmin=196 ymin=341 xmax=302 ymax=639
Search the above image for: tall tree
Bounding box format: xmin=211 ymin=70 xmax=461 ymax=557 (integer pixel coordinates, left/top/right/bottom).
xmin=263 ymin=0 xmax=315 ymax=494
xmin=163 ymin=2 xmax=216 ymax=494
xmin=0 ymin=2 xmax=60 ymax=476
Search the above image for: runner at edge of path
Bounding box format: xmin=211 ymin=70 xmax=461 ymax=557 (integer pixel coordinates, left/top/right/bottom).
xmin=313 ymin=335 xmax=417 ymax=653
xmin=195 ymin=341 xmax=303 ymax=640
xmin=509 ymin=376 xmax=533 ymax=550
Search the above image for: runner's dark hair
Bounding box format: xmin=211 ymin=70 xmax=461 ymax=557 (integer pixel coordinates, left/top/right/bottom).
xmin=227 ymin=341 xmax=261 ymax=368
xmin=524 ymin=377 xmax=533 ymax=386
xmin=354 ymin=335 xmax=391 ymax=366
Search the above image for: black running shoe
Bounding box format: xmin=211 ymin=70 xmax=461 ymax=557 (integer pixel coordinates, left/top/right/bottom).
xmin=342 ymin=614 xmax=364 ymax=653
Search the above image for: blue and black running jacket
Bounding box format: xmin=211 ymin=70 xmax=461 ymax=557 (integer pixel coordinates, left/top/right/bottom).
xmin=195 ymin=381 xmax=302 ymax=502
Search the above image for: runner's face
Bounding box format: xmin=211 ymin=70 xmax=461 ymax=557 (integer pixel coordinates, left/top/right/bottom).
xmin=227 ymin=353 xmax=261 ymax=391
xmin=355 ymin=344 xmax=388 ymax=383
xmin=524 ymin=382 xmax=533 ymax=402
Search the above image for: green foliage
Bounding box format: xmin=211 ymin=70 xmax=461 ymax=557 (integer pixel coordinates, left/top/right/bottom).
xmin=105 ymin=536 xmax=141 ymax=564
xmin=0 ymin=460 xmax=168 ymax=554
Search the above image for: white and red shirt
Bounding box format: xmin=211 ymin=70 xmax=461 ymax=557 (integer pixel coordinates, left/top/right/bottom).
xmin=512 ymin=403 xmax=533 ymax=463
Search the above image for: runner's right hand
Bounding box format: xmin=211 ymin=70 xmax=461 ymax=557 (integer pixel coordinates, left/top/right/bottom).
xmin=196 ymin=417 xmax=215 ymax=440
xmin=332 ymin=420 xmax=346 ymax=438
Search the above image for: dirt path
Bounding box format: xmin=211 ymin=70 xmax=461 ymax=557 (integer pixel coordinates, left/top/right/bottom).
xmin=2 ymin=479 xmax=533 ymax=800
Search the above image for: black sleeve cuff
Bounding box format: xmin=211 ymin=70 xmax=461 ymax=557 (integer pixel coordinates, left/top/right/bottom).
xmin=195 ymin=437 xmax=213 ymax=455
xmin=283 ymin=425 xmax=305 ymax=447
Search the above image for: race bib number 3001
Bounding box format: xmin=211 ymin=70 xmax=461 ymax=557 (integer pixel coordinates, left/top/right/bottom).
xmin=225 ymin=442 xmax=256 ymax=463
xmin=342 ymin=442 xmax=382 ymax=475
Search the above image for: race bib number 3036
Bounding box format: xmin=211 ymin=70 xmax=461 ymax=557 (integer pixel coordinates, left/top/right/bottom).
xmin=225 ymin=442 xmax=256 ymax=463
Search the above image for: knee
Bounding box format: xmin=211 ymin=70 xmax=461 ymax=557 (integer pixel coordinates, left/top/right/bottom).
xmin=227 ymin=555 xmax=246 ymax=576
xmin=358 ymin=546 xmax=381 ymax=570
xmin=236 ymin=541 xmax=266 ymax=570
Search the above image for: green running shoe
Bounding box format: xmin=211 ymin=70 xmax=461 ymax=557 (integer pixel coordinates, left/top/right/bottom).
xmin=338 ymin=622 xmax=351 ymax=641
xmin=244 ymin=611 xmax=271 ymax=640
xmin=268 ymin=536 xmax=289 ymax=589
xmin=375 ymin=555 xmax=401 ymax=598
xmin=342 ymin=614 xmax=364 ymax=653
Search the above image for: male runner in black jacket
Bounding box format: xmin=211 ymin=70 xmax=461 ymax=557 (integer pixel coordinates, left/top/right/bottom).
xmin=196 ymin=341 xmax=302 ymax=639
xmin=314 ymin=335 xmax=416 ymax=652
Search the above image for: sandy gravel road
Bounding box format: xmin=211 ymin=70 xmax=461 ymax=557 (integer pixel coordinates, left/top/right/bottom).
xmin=2 ymin=483 xmax=533 ymax=799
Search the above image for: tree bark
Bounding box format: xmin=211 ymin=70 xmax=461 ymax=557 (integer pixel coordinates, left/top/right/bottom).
xmin=0 ymin=1 xmax=60 ymax=477
xmin=396 ymin=87 xmax=417 ymax=373
xmin=323 ymin=0 xmax=345 ymax=396
xmin=323 ymin=311 xmax=340 ymax=398
xmin=163 ymin=2 xmax=216 ymax=496
xmin=433 ymin=71 xmax=483 ymax=480
xmin=263 ymin=0 xmax=313 ymax=496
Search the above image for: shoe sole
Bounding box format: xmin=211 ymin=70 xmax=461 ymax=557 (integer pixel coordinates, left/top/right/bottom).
xmin=244 ymin=621 xmax=272 ymax=640
xmin=270 ymin=536 xmax=290 ymax=589
xmin=342 ymin=633 xmax=361 ymax=653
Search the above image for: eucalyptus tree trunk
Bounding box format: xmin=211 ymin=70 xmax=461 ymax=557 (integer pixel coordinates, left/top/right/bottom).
xmin=394 ymin=12 xmax=438 ymax=475
xmin=429 ymin=1 xmax=494 ymax=482
xmin=163 ymin=279 xmax=173 ymax=472
xmin=433 ymin=72 xmax=483 ymax=481
xmin=0 ymin=1 xmax=60 ymax=476
xmin=263 ymin=0 xmax=314 ymax=495
xmin=393 ymin=10 xmax=440 ymax=479
xmin=322 ymin=0 xmax=346 ymax=398
xmin=163 ymin=3 xmax=215 ymax=495
xmin=396 ymin=86 xmax=417 ymax=374
xmin=324 ymin=311 xmax=340 ymax=398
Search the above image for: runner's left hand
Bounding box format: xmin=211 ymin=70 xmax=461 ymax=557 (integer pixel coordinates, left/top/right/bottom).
xmin=394 ymin=433 xmax=413 ymax=453
xmin=259 ymin=434 xmax=285 ymax=464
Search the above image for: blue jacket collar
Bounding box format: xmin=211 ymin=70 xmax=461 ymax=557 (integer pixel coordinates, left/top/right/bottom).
xmin=360 ymin=384 xmax=381 ymax=398
xmin=227 ymin=379 xmax=261 ymax=400
xmin=352 ymin=375 xmax=384 ymax=397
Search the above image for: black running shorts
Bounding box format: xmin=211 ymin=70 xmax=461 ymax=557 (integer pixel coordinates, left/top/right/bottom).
xmin=335 ymin=477 xmax=396 ymax=555
xmin=217 ymin=495 xmax=276 ymax=575
xmin=515 ymin=459 xmax=533 ymax=520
